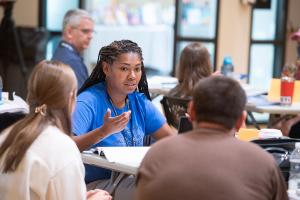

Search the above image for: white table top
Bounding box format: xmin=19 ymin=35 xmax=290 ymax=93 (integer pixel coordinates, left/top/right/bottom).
xmin=246 ymin=103 xmax=300 ymax=115
xmin=0 ymin=92 xmax=29 ymax=114
xmin=82 ymin=147 xmax=150 ymax=175
xmin=82 ymin=153 xmax=138 ymax=175
xmin=147 ymin=76 xmax=267 ymax=97
xmin=147 ymin=75 xmax=178 ymax=95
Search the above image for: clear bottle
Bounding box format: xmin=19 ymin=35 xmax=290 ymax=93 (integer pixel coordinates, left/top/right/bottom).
xmin=288 ymin=142 xmax=300 ymax=199
xmin=221 ymin=56 xmax=234 ymax=77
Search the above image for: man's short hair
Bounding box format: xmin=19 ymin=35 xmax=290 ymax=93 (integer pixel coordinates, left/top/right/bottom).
xmin=192 ymin=76 xmax=246 ymax=129
xmin=62 ymin=9 xmax=93 ymax=32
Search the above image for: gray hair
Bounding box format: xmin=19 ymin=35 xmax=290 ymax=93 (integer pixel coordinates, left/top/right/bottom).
xmin=62 ymin=9 xmax=93 ymax=32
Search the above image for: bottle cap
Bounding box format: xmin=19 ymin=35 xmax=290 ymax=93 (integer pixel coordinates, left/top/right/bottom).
xmin=223 ymin=56 xmax=232 ymax=65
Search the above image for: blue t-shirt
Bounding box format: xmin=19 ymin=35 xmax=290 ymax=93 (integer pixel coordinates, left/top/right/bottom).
xmin=72 ymin=82 xmax=166 ymax=182
xmin=52 ymin=41 xmax=88 ymax=89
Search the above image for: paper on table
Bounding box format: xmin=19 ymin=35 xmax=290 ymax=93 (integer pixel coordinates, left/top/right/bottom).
xmin=96 ymin=147 xmax=150 ymax=167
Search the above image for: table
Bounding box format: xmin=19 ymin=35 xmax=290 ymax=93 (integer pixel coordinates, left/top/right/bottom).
xmin=147 ymin=76 xmax=267 ymax=97
xmin=82 ymin=147 xmax=150 ymax=194
xmin=147 ymin=75 xmax=177 ymax=98
xmin=0 ymin=92 xmax=28 ymax=114
xmin=246 ymin=103 xmax=300 ymax=115
xmin=0 ymin=92 xmax=28 ymax=132
xmin=246 ymin=101 xmax=300 ymax=130
xmin=82 ymin=153 xmax=138 ymax=175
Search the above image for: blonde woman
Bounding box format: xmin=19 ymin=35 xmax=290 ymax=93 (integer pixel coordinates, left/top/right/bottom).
xmin=0 ymin=60 xmax=111 ymax=200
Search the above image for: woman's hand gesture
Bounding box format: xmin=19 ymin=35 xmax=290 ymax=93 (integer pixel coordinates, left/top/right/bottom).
xmin=101 ymin=108 xmax=131 ymax=138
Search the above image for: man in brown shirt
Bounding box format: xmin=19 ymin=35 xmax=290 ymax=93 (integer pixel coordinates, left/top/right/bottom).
xmin=135 ymin=76 xmax=288 ymax=200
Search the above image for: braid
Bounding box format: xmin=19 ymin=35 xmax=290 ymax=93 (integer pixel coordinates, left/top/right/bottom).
xmin=78 ymin=40 xmax=151 ymax=100
xmin=138 ymin=62 xmax=151 ymax=100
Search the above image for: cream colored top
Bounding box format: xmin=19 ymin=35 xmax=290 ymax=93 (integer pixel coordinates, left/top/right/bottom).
xmin=0 ymin=125 xmax=86 ymax=200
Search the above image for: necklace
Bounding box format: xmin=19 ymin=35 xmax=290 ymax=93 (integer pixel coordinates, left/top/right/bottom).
xmin=107 ymin=94 xmax=135 ymax=146
xmin=108 ymin=97 xmax=130 ymax=116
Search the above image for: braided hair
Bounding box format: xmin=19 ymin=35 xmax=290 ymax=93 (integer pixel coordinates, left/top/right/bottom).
xmin=78 ymin=40 xmax=151 ymax=100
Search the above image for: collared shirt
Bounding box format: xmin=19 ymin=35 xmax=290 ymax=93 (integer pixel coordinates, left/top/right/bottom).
xmin=52 ymin=41 xmax=88 ymax=89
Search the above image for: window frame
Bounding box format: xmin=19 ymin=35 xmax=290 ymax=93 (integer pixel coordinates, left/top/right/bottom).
xmin=248 ymin=0 xmax=288 ymax=80
xmin=172 ymin=0 xmax=220 ymax=75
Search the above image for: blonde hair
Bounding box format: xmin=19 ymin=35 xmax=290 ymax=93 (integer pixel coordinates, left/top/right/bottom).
xmin=0 ymin=60 xmax=77 ymax=173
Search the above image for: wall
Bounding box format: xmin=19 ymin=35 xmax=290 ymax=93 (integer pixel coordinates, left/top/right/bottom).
xmin=285 ymin=0 xmax=300 ymax=64
xmin=217 ymin=0 xmax=252 ymax=74
xmin=0 ymin=0 xmax=38 ymax=26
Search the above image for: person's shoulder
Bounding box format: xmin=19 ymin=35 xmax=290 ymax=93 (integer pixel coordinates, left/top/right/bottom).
xmin=128 ymin=92 xmax=150 ymax=107
xmin=78 ymin=82 xmax=106 ymax=102
xmin=232 ymin=138 xmax=276 ymax=163
xmin=28 ymin=125 xmax=81 ymax=172
xmin=52 ymin=43 xmax=80 ymax=62
xmin=145 ymin=134 xmax=183 ymax=157
xmin=130 ymin=91 xmax=148 ymax=99
xmin=34 ymin=125 xmax=78 ymax=153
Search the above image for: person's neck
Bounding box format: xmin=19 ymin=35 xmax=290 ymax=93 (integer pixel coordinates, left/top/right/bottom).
xmin=106 ymin=86 xmax=126 ymax=108
xmin=196 ymin=121 xmax=234 ymax=134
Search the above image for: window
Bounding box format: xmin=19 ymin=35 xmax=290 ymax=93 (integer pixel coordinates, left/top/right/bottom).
xmin=83 ymin=0 xmax=175 ymax=75
xmin=173 ymin=0 xmax=219 ymax=74
xmin=249 ymin=0 xmax=287 ymax=90
xmin=248 ymin=0 xmax=287 ymax=122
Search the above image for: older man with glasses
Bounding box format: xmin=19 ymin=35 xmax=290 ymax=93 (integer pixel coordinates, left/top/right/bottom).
xmin=52 ymin=8 xmax=94 ymax=89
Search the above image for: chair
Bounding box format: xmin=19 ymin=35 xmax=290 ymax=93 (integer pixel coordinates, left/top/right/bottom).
xmin=160 ymin=95 xmax=191 ymax=129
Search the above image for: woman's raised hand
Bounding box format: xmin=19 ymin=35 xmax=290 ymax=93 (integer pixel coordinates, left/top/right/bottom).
xmin=101 ymin=108 xmax=131 ymax=137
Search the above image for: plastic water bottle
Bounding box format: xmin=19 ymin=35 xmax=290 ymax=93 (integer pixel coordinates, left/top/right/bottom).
xmin=221 ymin=56 xmax=234 ymax=77
xmin=288 ymin=142 xmax=300 ymax=199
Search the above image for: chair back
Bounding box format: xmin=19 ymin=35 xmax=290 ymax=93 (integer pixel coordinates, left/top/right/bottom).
xmin=160 ymin=95 xmax=191 ymax=129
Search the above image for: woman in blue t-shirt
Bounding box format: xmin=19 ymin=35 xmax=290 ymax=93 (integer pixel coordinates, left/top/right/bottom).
xmin=72 ymin=40 xmax=175 ymax=183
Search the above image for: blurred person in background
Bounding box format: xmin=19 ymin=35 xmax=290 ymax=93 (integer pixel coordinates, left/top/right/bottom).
xmin=52 ymin=9 xmax=94 ymax=89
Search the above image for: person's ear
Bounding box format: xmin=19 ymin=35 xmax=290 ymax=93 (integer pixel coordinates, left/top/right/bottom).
xmin=65 ymin=25 xmax=74 ymax=40
xmin=68 ymin=89 xmax=76 ymax=114
xmin=103 ymin=62 xmax=110 ymax=76
xmin=235 ymin=110 xmax=247 ymax=131
xmin=187 ymin=101 xmax=196 ymax=121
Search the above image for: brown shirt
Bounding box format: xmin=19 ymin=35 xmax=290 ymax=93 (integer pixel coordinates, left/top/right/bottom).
xmin=135 ymin=128 xmax=288 ymax=200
